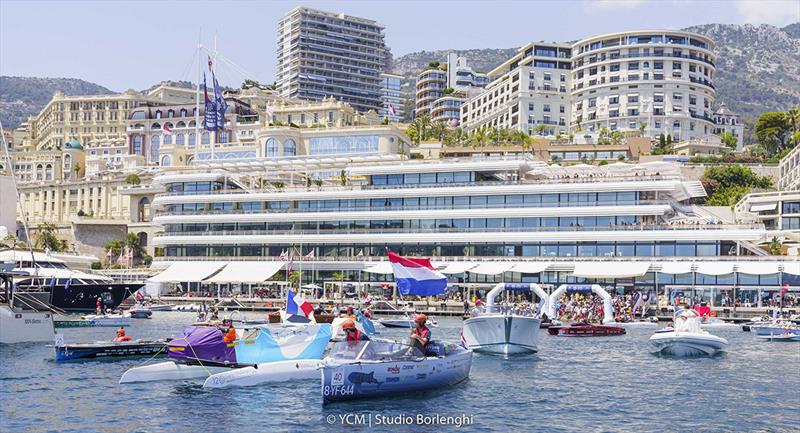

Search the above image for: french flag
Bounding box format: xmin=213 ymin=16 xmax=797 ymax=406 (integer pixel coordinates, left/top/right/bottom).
xmin=388 ymin=250 xmax=448 ymax=296
xmin=286 ymin=290 xmax=313 ymax=317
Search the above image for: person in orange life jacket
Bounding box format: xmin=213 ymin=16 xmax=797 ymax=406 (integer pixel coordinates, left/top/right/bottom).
xmin=221 ymin=316 xmax=236 ymax=343
xmin=341 ymin=306 xmax=357 ymax=319
xmin=342 ymin=319 xmax=369 ymax=343
xmin=410 ymin=314 xmax=431 ymax=352
xmin=113 ymin=326 xmax=131 ymax=342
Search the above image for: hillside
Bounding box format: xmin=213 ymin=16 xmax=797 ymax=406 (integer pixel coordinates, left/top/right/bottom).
xmin=0 ymin=77 xmax=115 ymax=128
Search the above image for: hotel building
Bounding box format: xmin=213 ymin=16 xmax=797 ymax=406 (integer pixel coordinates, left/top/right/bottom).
xmin=416 ymin=53 xmax=489 ymax=124
xmin=276 ymin=6 xmax=388 ymax=113
xmin=148 ymin=156 xmax=798 ymax=299
xmin=711 ymin=103 xmax=744 ymax=151
xmin=460 ymin=42 xmax=572 ymax=137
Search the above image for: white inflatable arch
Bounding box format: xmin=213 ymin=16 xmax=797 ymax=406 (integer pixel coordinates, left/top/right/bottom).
xmin=486 ymin=282 xmax=549 ymax=312
xmin=548 ymin=284 xmax=615 ymax=324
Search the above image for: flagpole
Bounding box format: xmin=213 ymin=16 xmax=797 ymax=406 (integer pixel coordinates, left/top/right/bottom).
xmin=195 ymin=31 xmax=202 ymax=163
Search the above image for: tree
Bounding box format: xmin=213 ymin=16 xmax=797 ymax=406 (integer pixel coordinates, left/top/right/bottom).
xmin=665 ymin=134 xmax=672 ymax=147
xmin=288 ymin=271 xmax=301 ymax=288
xmin=767 ymin=237 xmax=783 ymax=256
xmin=532 ymin=124 xmax=548 ymax=136
xmin=700 ymin=165 xmax=773 ymax=207
xmin=429 ymin=121 xmax=448 ymax=141
xmin=35 ymin=223 xmax=68 ymax=252
xmin=0 ymin=234 xmax=26 ymax=250
xmin=718 ymin=132 xmax=738 ymax=150
xmin=125 ymin=173 xmax=141 ymax=185
xmin=73 ymin=162 xmax=82 ymax=177
xmin=339 ymin=169 xmax=348 ymax=187
xmin=755 ymin=111 xmax=791 ymax=156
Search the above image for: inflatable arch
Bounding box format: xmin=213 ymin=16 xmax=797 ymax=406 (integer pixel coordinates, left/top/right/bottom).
xmin=548 ymin=284 xmax=615 ymax=324
xmin=486 ymin=282 xmax=550 ymax=313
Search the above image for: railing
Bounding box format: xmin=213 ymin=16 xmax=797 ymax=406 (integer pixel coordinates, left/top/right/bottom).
xmin=155 ymin=223 xmax=763 ymax=238
xmin=153 ymin=254 xmax=782 ymax=263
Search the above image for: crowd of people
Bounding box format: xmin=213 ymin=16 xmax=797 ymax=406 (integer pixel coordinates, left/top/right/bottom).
xmin=552 ymin=292 xmax=648 ymax=323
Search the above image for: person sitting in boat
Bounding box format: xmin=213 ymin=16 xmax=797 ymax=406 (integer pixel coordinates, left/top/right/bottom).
xmin=409 ymin=314 xmax=432 ymax=354
xmin=210 ymin=309 xmax=219 ymax=321
xmin=342 ymin=306 xmax=357 ymax=319
xmin=113 ymin=326 xmax=131 ymax=342
xmin=342 ymin=319 xmax=369 ymax=343
xmin=221 ymin=316 xmax=237 ymax=343
xmin=694 ymin=302 xmax=711 ymax=319
xmin=96 ymin=297 xmax=103 ymax=315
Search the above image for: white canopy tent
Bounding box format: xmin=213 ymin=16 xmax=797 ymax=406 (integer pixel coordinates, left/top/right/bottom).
xmin=656 ymin=262 xmax=694 ymax=275
xmin=440 ymin=262 xmax=478 ymax=275
xmin=204 ymin=261 xmax=284 ymax=283
xmin=509 ymin=262 xmax=551 ymax=274
xmin=469 ymin=262 xmax=516 ymax=276
xmin=572 ymin=262 xmax=651 ymax=279
xmin=148 ymin=262 xmax=227 ymax=283
xmin=694 ymin=262 xmax=735 ymax=276
xmin=735 ymin=262 xmax=782 ymax=275
xmin=362 ymin=262 xmax=394 ymax=274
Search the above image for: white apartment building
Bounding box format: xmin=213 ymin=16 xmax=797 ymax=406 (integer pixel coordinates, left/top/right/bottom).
xmin=779 ymin=144 xmax=800 ymax=191
xmin=711 ymin=103 xmax=744 ymax=151
xmin=460 ymin=42 xmax=572 ymax=137
xmin=571 ymin=31 xmax=716 ymax=139
xmin=276 ymin=6 xmax=388 ymax=113
xmin=416 ymin=53 xmax=488 ymax=124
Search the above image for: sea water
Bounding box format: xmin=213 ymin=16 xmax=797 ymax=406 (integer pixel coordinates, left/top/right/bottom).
xmin=1 ymin=312 xmax=798 ymax=432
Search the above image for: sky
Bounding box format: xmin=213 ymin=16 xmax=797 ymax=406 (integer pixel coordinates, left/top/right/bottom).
xmin=1 ymin=0 xmax=798 ymax=91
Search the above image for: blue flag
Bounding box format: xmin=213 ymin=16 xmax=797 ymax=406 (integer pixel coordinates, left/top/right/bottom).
xmin=203 ymin=72 xmax=217 ymax=131
xmin=212 ymin=71 xmax=227 ymax=130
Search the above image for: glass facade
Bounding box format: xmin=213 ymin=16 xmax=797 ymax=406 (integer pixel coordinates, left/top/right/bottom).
xmin=309 ymin=135 xmax=379 ymax=155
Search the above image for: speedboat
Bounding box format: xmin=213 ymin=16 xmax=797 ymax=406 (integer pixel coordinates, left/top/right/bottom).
xmin=757 ymin=333 xmax=800 ymax=342
xmin=120 ymin=323 xmax=331 ymax=383
xmin=649 ymin=310 xmax=728 ymax=356
xmin=79 ymin=314 xmax=130 ymax=327
xmin=547 ymin=322 xmax=626 ymax=337
xmin=320 ymin=339 xmax=472 ymax=403
xmin=750 ymin=319 xmax=800 ymax=337
xmin=461 ymin=283 xmax=544 ymax=355
xmin=147 ymin=304 xmax=174 ymax=311
xmin=698 ymin=317 xmax=738 ymax=329
xmin=125 ymin=304 xmax=152 ymax=319
xmin=55 ymin=339 xmax=168 ymax=361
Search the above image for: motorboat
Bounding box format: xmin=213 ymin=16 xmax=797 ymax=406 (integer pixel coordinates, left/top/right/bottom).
xmin=0 ymin=267 xmax=56 ymax=344
xmin=202 ymin=359 xmax=321 ymax=388
xmin=125 ymin=304 xmax=152 ymax=319
xmin=649 ymin=310 xmax=728 ymax=356
xmin=616 ymin=320 xmax=659 ymax=328
xmin=698 ymin=317 xmax=738 ymax=329
xmin=547 ymin=322 xmax=626 ymax=337
xmin=147 ymin=304 xmax=174 ymax=311
xmin=120 ymin=323 xmax=331 ymax=383
xmin=2 ymin=250 xmax=138 ymax=312
xmin=79 ymin=314 xmax=131 ymax=327
xmin=372 ymin=301 xmax=438 ymax=328
xmin=750 ymin=319 xmax=800 ymax=337
xmin=461 ymin=283 xmax=545 ymax=355
xmin=320 ymin=339 xmax=472 ymax=403
xmin=757 ymin=333 xmax=800 ymax=342
xmin=55 ymin=338 xmax=168 ymax=361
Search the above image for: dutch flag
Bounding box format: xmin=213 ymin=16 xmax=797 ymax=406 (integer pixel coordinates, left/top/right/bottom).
xmin=387 ymin=250 xmax=448 ymax=297
xmin=286 ymin=290 xmax=314 ymax=318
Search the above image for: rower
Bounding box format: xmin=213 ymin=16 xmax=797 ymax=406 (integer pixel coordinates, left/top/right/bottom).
xmin=221 ymin=316 xmax=236 ymax=343
xmin=342 ymin=319 xmax=369 ymax=343
xmin=409 ymin=314 xmax=431 ymax=353
xmin=113 ymin=326 xmax=131 ymax=342
xmin=342 ymin=306 xmax=357 ymax=319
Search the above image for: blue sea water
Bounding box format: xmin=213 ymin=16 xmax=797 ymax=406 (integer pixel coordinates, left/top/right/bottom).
xmin=1 ymin=312 xmax=798 ymax=433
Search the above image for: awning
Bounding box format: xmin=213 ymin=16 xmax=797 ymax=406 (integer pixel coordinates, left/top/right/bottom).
xmin=736 ymin=262 xmax=781 ymax=275
xmin=362 ymin=262 xmax=394 ymax=274
xmin=572 ymin=262 xmax=651 ymax=278
xmin=695 ymin=262 xmax=735 ymax=276
xmin=749 ymin=202 xmax=777 ymax=212
xmin=657 ymin=262 xmax=694 ymax=274
xmin=469 ymin=262 xmax=515 ymax=275
xmin=440 ymin=262 xmax=478 ymax=274
xmin=204 ymin=261 xmax=284 ymax=283
xmin=781 ymin=262 xmax=800 ymax=276
xmin=509 ymin=262 xmax=550 ymax=274
xmin=148 ymin=262 xmax=227 ymax=283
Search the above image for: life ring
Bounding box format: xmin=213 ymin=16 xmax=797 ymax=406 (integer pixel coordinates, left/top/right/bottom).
xmin=710 ymin=310 xmax=717 ymax=317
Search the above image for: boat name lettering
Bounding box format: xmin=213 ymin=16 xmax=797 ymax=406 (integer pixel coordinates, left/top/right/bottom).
xmin=25 ymin=319 xmax=42 ymax=324
xmin=387 ymin=366 xmax=400 ymax=374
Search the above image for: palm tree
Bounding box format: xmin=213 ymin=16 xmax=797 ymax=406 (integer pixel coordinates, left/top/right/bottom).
xmin=416 ymin=114 xmax=431 ymax=140
xmin=430 ymin=121 xmax=448 ymax=141
xmin=470 ymin=127 xmax=489 ymax=148
xmin=35 ymin=223 xmax=67 ymax=252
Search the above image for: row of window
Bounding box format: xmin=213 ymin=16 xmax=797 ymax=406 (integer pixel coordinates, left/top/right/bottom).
xmin=162 ymin=191 xmax=656 ymax=214
xmin=164 ymin=215 xmax=646 ymax=234
xmin=163 ymin=240 xmax=732 ymax=259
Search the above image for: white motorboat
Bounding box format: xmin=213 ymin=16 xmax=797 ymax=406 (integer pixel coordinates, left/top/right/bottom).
xmin=0 ymin=266 xmax=56 ymax=344
xmin=757 ymin=333 xmax=800 ymax=342
xmin=147 ymin=304 xmax=174 ymax=311
xmin=372 ymin=301 xmax=438 ymax=328
xmin=202 ymin=359 xmax=321 ymax=388
xmin=461 ymin=283 xmax=545 ymax=355
xmin=80 ymin=314 xmax=131 ymax=327
xmin=320 ymin=339 xmax=472 ymax=403
xmin=649 ymin=310 xmax=728 ymax=356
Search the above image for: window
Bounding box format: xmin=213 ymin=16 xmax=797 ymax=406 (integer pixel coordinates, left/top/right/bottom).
xmin=265 ymin=138 xmax=278 ymax=157
xmin=161 ymin=155 xmax=172 ymax=167
xmin=188 ymin=133 xmax=196 ymax=147
xmin=150 ymin=135 xmax=160 ymax=162
xmin=176 ymin=134 xmax=185 ymax=146
xmin=201 ymin=132 xmax=210 ymax=144
xmin=133 ymin=136 xmax=143 ymax=155
xmin=284 ymin=139 xmax=296 ymax=156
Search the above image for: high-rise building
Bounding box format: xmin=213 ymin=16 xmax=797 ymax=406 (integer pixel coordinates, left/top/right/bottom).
xmin=276 ymin=6 xmax=387 ymax=113
xmin=416 ymin=53 xmax=488 ymax=125
xmin=460 ymin=42 xmax=572 ymax=136
xmin=379 ymin=73 xmax=404 ymax=123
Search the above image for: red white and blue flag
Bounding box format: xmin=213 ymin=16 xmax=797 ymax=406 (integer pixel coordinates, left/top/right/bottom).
xmin=286 ymin=289 xmax=313 ymax=317
xmin=387 ymin=250 xmax=447 ymax=296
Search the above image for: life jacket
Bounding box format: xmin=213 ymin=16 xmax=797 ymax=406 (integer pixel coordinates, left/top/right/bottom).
xmin=412 ymin=326 xmax=430 ymax=341
xmin=113 ymin=336 xmax=131 ymax=342
xmin=223 ymin=327 xmax=236 ymax=343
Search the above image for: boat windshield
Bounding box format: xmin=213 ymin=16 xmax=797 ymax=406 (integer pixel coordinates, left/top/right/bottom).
xmin=472 ymin=304 xmax=539 ymax=317
xmin=674 ymin=309 xmax=702 ymax=333
xmin=328 ymin=340 xmax=424 ymax=362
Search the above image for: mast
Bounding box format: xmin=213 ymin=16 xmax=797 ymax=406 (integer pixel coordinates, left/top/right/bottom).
xmin=0 ymin=119 xmax=37 ymax=275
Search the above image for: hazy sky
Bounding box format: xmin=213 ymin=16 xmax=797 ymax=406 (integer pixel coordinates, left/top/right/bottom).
xmin=1 ymin=0 xmax=798 ymax=91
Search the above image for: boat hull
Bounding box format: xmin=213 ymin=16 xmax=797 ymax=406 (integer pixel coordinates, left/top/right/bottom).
xmin=379 ymin=319 xmax=413 ymax=328
xmin=757 ymin=334 xmax=800 ymax=342
xmin=649 ymin=332 xmax=728 ymax=356
xmin=0 ymin=305 xmax=55 ymax=344
xmin=55 ymin=340 xmax=167 ymax=361
xmin=203 ymin=359 xmax=321 ymax=388
xmin=462 ymin=315 xmax=540 ymax=354
xmin=119 ymin=361 xmax=230 ymax=384
xmin=752 ymin=326 xmax=800 ymax=336
xmin=321 ymin=350 xmax=472 ymax=403
xmin=547 ymin=324 xmax=626 ymax=337
xmin=19 ymin=283 xmax=139 ymax=312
